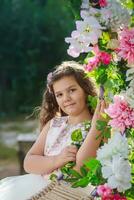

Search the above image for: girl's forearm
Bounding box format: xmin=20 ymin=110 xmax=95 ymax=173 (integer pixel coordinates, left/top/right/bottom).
xmin=23 ymin=154 xmax=61 ymax=175
xmin=75 ymin=126 xmax=102 ymax=170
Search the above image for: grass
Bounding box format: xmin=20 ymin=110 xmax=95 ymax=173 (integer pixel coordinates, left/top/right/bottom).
xmin=0 ymin=142 xmax=17 ymax=160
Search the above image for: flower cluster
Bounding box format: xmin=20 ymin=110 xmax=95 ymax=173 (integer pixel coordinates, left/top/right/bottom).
xmin=117 ymin=28 xmax=134 ymax=65
xmin=97 ymin=132 xmax=131 ymax=192
xmin=105 ymin=95 xmax=134 ymax=133
xmin=97 ymin=184 xmax=127 ymax=200
xmin=64 ymin=0 xmax=134 ymax=199
xmin=85 ymin=45 xmax=111 ymax=71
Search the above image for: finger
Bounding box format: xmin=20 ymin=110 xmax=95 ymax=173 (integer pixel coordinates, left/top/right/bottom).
xmin=68 ymin=145 xmax=77 ymax=149
xmin=100 ymin=100 xmax=106 ymax=113
xmin=67 ymin=152 xmax=77 ymax=158
xmin=68 ymin=145 xmax=78 ymax=152
xmin=94 ymin=99 xmax=101 ymax=114
xmin=66 ymin=156 xmax=76 ymax=162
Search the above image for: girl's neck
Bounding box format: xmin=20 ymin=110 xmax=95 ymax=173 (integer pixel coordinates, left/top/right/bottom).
xmin=67 ymin=109 xmax=92 ymax=125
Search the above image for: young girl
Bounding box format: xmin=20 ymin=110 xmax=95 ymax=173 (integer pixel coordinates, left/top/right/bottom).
xmin=0 ymin=61 xmax=105 ymax=200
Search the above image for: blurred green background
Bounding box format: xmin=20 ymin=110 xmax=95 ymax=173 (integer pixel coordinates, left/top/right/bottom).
xmin=0 ymin=0 xmax=75 ymax=118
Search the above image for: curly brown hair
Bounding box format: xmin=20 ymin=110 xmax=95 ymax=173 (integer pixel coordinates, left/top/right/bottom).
xmin=39 ymin=61 xmax=97 ymax=131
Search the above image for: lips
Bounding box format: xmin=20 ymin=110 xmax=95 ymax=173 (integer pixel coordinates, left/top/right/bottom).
xmin=64 ymin=103 xmax=75 ymax=107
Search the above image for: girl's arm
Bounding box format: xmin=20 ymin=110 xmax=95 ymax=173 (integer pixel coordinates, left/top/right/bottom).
xmin=24 ymin=120 xmax=77 ymax=175
xmin=24 ymin=121 xmax=60 ymax=175
xmin=75 ymin=100 xmax=106 ymax=170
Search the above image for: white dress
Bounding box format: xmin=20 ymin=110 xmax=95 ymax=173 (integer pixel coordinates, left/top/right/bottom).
xmin=0 ymin=116 xmax=88 ymax=200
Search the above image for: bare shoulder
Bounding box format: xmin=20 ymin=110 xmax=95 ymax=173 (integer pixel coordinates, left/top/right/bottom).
xmin=26 ymin=119 xmax=52 ymax=156
xmin=40 ymin=120 xmax=51 ymax=135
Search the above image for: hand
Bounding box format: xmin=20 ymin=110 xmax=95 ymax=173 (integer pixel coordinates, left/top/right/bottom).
xmin=57 ymin=145 xmax=78 ymax=167
xmin=91 ymin=99 xmax=106 ymax=130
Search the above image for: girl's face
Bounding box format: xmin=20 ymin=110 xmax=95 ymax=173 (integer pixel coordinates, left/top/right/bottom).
xmin=53 ymin=75 xmax=88 ymax=116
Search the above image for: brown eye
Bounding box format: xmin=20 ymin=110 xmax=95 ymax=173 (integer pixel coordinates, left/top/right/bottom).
xmin=70 ymin=88 xmax=76 ymax=93
xmin=56 ymin=93 xmax=62 ymax=98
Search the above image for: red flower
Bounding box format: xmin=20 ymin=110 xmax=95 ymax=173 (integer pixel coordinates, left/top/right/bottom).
xmin=99 ymin=0 xmax=108 ymax=7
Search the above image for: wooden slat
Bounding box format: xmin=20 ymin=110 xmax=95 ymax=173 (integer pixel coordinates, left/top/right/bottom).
xmin=28 ymin=180 xmax=94 ymax=200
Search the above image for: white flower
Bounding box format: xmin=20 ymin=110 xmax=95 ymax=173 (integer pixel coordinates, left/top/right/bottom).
xmin=81 ymin=0 xmax=90 ymax=9
xmin=125 ymin=87 xmax=134 ymax=109
xmin=100 ymin=8 xmax=112 ymax=25
xmin=97 ymin=132 xmax=129 ymax=165
xmin=65 ymin=31 xmax=92 ymax=57
xmin=121 ymin=68 xmax=134 ymax=108
xmin=65 ymin=16 xmax=103 ymax=57
xmin=76 ymin=16 xmax=104 ymax=45
xmin=106 ymin=0 xmax=131 ymax=31
xmin=102 ymin=155 xmax=131 ymax=192
xmin=126 ymin=68 xmax=134 ymax=82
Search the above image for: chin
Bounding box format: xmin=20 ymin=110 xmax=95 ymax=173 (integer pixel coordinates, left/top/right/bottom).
xmin=66 ymin=111 xmax=79 ymax=116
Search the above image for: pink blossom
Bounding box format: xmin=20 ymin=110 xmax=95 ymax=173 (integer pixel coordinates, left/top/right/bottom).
xmin=99 ymin=0 xmax=108 ymax=7
xmin=85 ymin=45 xmax=112 ymax=71
xmin=97 ymin=184 xmax=112 ymax=198
xmin=117 ymin=28 xmax=134 ymax=65
xmin=85 ymin=56 xmax=100 ymax=71
xmin=105 ymin=95 xmax=134 ymax=133
xmin=100 ymin=51 xmax=112 ymax=65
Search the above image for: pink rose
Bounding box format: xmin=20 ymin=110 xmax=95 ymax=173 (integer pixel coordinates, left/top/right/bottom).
xmin=97 ymin=184 xmax=112 ymax=198
xmin=99 ymin=0 xmax=108 ymax=7
xmin=100 ymin=51 xmax=112 ymax=65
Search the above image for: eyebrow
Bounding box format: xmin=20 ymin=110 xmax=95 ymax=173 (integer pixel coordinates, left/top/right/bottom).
xmin=55 ymin=84 xmax=77 ymax=94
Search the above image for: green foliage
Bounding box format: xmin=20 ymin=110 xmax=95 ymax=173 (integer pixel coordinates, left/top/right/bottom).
xmin=63 ymin=0 xmax=82 ymax=19
xmin=71 ymin=129 xmax=83 ymax=142
xmin=87 ymin=95 xmax=97 ymax=110
xmin=64 ymin=158 xmax=104 ymax=187
xmin=119 ymin=0 xmax=134 ymax=9
xmin=49 ymin=173 xmax=58 ymax=181
xmin=0 ymin=142 xmax=17 ymax=160
xmin=96 ymin=120 xmax=111 ymax=139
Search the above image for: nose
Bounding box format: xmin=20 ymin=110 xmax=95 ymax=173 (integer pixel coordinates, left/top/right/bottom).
xmin=63 ymin=92 xmax=71 ymax=102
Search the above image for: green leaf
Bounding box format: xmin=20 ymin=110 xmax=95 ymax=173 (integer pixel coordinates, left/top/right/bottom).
xmin=69 ymin=169 xmax=82 ymax=178
xmin=61 ymin=166 xmax=70 ymax=175
xmin=84 ymin=158 xmax=101 ymax=171
xmin=80 ymin=166 xmax=88 ymax=177
xmin=103 ymin=127 xmax=111 ymax=139
xmin=72 ymin=177 xmax=89 ymax=188
xmin=49 ymin=173 xmax=58 ymax=181
xmin=96 ymin=120 xmax=107 ymax=131
xmin=64 ymin=177 xmax=79 ymax=183
xmin=71 ymin=129 xmax=83 ymax=142
xmin=65 ymin=161 xmax=76 ymax=168
xmin=87 ymin=95 xmax=97 ymax=110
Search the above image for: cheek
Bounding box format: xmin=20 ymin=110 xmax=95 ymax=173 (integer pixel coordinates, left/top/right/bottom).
xmin=55 ymin=98 xmax=62 ymax=107
xmin=73 ymin=92 xmax=86 ymax=104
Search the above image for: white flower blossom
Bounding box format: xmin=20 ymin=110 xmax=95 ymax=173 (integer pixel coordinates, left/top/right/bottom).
xmin=65 ymin=16 xmax=103 ymax=57
xmin=121 ymin=68 xmax=134 ymax=108
xmin=125 ymin=87 xmax=134 ymax=109
xmin=65 ymin=31 xmax=92 ymax=57
xmin=97 ymin=132 xmax=131 ymax=192
xmin=106 ymin=0 xmax=131 ymax=31
xmin=81 ymin=0 xmax=90 ymax=10
xmin=76 ymin=16 xmax=104 ymax=45
xmin=97 ymin=132 xmax=129 ymax=165
xmin=102 ymin=155 xmax=131 ymax=192
xmin=126 ymin=68 xmax=134 ymax=82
